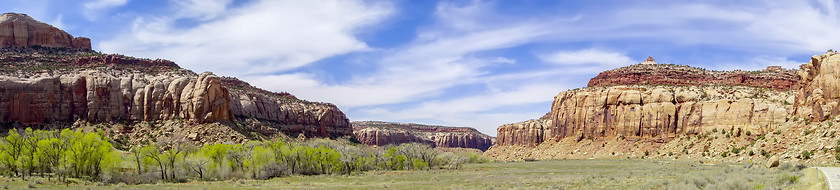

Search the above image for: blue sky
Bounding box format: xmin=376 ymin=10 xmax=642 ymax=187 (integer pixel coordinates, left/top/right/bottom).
xmin=3 ymin=0 xmax=840 ymax=136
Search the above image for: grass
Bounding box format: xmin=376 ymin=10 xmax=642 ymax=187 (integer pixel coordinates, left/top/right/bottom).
xmin=0 ymin=159 xmax=813 ymax=189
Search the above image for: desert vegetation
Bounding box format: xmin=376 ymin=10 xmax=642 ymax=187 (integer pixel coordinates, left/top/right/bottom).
xmin=0 ymin=128 xmax=488 ymax=186
xmin=0 ymin=158 xmax=814 ymax=189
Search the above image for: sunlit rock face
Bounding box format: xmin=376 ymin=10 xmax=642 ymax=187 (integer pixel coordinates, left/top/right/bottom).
xmin=0 ymin=13 xmax=91 ymax=50
xmin=352 ymin=121 xmax=494 ymax=151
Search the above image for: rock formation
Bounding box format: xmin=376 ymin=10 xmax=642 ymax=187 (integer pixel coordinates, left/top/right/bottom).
xmin=588 ymin=63 xmax=799 ymax=91
xmin=0 ymin=13 xmax=352 ymax=145
xmin=495 ymin=85 xmax=793 ymax=147
xmin=0 ymin=70 xmax=233 ymax=124
xmin=352 ymin=121 xmax=494 ymax=151
xmin=225 ymin=77 xmax=351 ymax=138
xmin=641 ymin=56 xmax=657 ymax=65
xmin=794 ymin=51 xmax=840 ymax=122
xmin=495 ymin=119 xmax=552 ymax=147
xmin=0 ymin=13 xmax=91 ymax=50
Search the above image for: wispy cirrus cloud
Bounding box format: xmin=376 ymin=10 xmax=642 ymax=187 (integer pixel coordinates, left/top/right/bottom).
xmin=99 ymin=0 xmax=393 ymax=77
xmin=82 ymin=0 xmax=128 ymax=21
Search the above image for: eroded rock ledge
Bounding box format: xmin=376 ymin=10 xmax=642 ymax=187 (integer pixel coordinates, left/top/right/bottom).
xmin=588 ymin=64 xmax=799 ymax=91
xmin=0 ymin=13 xmax=91 ymax=50
xmin=352 ymin=121 xmax=494 ymax=151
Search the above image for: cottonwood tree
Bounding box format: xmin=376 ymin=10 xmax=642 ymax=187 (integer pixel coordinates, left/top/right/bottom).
xmin=36 ymin=137 xmax=66 ymax=181
xmin=141 ymin=144 xmax=166 ymax=181
xmin=0 ymin=129 xmax=24 ymax=177
xmin=183 ymin=152 xmax=212 ymax=179
xmin=129 ymin=145 xmax=144 ymax=175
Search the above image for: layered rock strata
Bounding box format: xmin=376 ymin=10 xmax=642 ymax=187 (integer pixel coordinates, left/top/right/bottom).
xmin=588 ymin=64 xmax=799 ymax=91
xmin=0 ymin=70 xmax=232 ymax=124
xmin=0 ymin=13 xmax=91 ymax=50
xmin=225 ymin=77 xmax=351 ymax=138
xmin=495 ymin=86 xmax=793 ymax=147
xmin=353 ymin=121 xmax=494 ymax=151
xmin=795 ymin=51 xmax=840 ymax=122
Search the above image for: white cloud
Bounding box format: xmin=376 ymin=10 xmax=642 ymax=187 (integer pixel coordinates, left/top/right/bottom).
xmin=171 ymin=0 xmax=232 ymax=20
xmin=83 ymin=0 xmax=129 ymax=20
xmin=48 ymin=14 xmax=64 ymax=30
xmin=100 ymin=0 xmax=393 ymax=77
xmin=713 ymin=56 xmax=807 ymax=71
xmin=539 ymin=48 xmax=634 ymax=66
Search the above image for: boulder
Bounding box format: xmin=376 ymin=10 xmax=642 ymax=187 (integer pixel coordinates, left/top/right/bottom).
xmin=766 ymin=156 xmax=780 ymax=168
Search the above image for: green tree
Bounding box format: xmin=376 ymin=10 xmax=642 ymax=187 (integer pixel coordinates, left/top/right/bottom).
xmin=0 ymin=129 xmax=24 ymax=177
xmin=184 ymin=151 xmax=212 ymax=179
xmin=244 ymin=145 xmax=275 ymax=179
xmin=141 ymin=144 xmax=166 ymax=181
xmin=36 ymin=137 xmax=66 ymax=181
xmin=162 ymin=145 xmax=184 ymax=181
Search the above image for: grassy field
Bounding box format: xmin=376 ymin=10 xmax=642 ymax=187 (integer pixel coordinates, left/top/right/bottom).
xmin=0 ymin=159 xmax=822 ymax=189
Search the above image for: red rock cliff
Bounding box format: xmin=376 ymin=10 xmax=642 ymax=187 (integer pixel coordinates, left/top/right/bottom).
xmin=492 ymin=63 xmax=798 ymax=148
xmin=588 ymin=64 xmax=799 ymax=91
xmin=352 ymin=121 xmax=494 ymax=151
xmin=0 ymin=13 xmax=91 ymax=50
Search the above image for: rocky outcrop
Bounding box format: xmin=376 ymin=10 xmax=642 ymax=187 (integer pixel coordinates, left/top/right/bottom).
xmin=0 ymin=13 xmax=91 ymax=50
xmin=588 ymin=64 xmax=799 ymax=91
xmin=495 ymin=119 xmax=552 ymax=147
xmin=352 ymin=121 xmax=494 ymax=151
xmin=224 ymin=77 xmax=351 ymax=138
xmin=0 ymin=70 xmax=233 ymax=124
xmin=494 ymin=85 xmax=793 ymax=147
xmin=795 ymin=51 xmax=840 ymax=122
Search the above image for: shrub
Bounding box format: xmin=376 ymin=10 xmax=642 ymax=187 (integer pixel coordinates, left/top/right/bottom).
xmin=731 ymin=147 xmax=741 ymax=154
xmin=745 ymin=131 xmax=751 ymax=136
xmin=749 ymin=150 xmax=755 ymax=156
xmin=836 ymin=152 xmax=840 ymax=161
xmin=801 ymin=150 xmax=812 ymax=159
xmin=644 ymin=150 xmax=650 ymax=157
xmin=721 ymin=152 xmax=728 ymax=157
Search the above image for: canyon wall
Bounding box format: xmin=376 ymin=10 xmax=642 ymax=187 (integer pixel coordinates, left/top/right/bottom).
xmin=794 ymin=51 xmax=840 ymax=122
xmin=0 ymin=71 xmax=232 ymax=124
xmin=496 ymin=85 xmax=793 ymax=147
xmin=0 ymin=13 xmax=91 ymax=50
xmin=492 ymin=62 xmax=799 ymax=149
xmin=225 ymin=78 xmax=351 ymax=138
xmin=588 ymin=64 xmax=799 ymax=91
xmin=352 ymin=121 xmax=494 ymax=151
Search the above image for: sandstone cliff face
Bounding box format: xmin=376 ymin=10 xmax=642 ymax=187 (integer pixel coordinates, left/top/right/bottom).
xmin=352 ymin=121 xmax=494 ymax=151
xmin=495 ymin=119 xmax=552 ymax=147
xmin=588 ymin=64 xmax=799 ymax=91
xmin=795 ymin=51 xmax=840 ymax=122
xmin=495 ymin=85 xmax=792 ymax=147
xmin=0 ymin=70 xmax=233 ymax=124
xmin=0 ymin=13 xmax=91 ymax=50
xmin=224 ymin=77 xmax=351 ymax=138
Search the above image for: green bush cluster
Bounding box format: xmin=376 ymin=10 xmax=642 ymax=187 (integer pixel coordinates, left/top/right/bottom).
xmin=2 ymin=130 xmax=490 ymax=184
xmin=0 ymin=128 xmax=119 ymax=182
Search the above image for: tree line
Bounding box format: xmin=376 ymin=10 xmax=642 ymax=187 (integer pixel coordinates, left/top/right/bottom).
xmin=0 ymin=128 xmax=489 ymax=184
